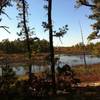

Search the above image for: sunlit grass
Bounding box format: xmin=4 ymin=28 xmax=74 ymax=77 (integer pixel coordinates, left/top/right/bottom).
xmin=72 ymin=64 xmax=100 ymax=82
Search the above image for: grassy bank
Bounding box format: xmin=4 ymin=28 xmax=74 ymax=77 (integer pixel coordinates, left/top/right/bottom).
xmin=72 ymin=63 xmax=100 ymax=82
xmin=0 ymin=53 xmax=49 ymax=67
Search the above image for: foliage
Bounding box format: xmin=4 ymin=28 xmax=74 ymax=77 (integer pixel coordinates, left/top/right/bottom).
xmin=1 ymin=39 xmax=100 ymax=56
xmin=16 ymin=0 xmax=33 ymax=38
xmin=0 ymin=39 xmax=26 ymax=53
xmin=76 ymin=0 xmax=100 ymax=41
xmin=55 ymin=42 xmax=100 ymax=56
xmin=42 ymin=22 xmax=68 ymax=38
xmin=57 ymin=64 xmax=80 ymax=91
xmin=0 ymin=0 xmax=12 ymax=33
xmin=87 ymin=31 xmax=100 ymax=41
xmin=53 ymin=25 xmax=68 ymax=37
xmin=0 ymin=38 xmax=49 ymax=53
xmin=0 ymin=64 xmax=16 ymax=97
xmin=0 ymin=0 xmax=12 ymax=18
xmin=91 ymin=42 xmax=100 ymax=56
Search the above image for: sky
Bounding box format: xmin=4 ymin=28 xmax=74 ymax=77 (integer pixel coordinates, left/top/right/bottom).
xmin=0 ymin=0 xmax=97 ymax=47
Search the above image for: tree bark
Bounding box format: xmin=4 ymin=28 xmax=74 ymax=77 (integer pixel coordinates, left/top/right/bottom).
xmin=22 ymin=0 xmax=32 ymax=83
xmin=48 ymin=0 xmax=56 ymax=94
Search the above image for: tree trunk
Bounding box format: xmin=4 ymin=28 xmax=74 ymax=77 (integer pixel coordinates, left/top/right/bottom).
xmin=22 ymin=0 xmax=32 ymax=83
xmin=48 ymin=0 xmax=56 ymax=94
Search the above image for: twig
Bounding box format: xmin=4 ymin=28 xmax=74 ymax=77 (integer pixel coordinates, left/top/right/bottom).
xmin=0 ymin=26 xmax=10 ymax=33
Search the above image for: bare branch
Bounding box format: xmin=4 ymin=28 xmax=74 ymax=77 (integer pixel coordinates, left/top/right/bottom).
xmin=0 ymin=26 xmax=10 ymax=33
xmin=1 ymin=10 xmax=11 ymax=19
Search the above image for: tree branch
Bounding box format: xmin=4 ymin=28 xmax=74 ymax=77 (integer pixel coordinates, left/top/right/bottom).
xmin=0 ymin=26 xmax=10 ymax=33
xmin=81 ymin=2 xmax=96 ymax=8
xmin=79 ymin=1 xmax=96 ymax=8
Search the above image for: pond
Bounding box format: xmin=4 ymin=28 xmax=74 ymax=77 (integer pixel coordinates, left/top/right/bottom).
xmin=59 ymin=54 xmax=100 ymax=66
xmin=0 ymin=55 xmax=100 ymax=76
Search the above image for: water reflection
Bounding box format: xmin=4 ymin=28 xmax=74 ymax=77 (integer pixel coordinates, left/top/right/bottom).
xmin=59 ymin=55 xmax=100 ymax=66
xmin=15 ymin=65 xmax=50 ymax=76
xmin=0 ymin=55 xmax=100 ymax=76
xmin=16 ymin=55 xmax=100 ymax=75
xmin=15 ymin=67 xmax=26 ymax=75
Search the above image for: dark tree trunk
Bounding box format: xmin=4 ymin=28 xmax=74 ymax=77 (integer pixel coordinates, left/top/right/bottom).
xmin=22 ymin=0 xmax=32 ymax=83
xmin=48 ymin=0 xmax=56 ymax=94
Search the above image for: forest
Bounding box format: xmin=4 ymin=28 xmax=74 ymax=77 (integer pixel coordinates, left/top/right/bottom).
xmin=0 ymin=39 xmax=50 ymax=53
xmin=0 ymin=0 xmax=100 ymax=100
xmin=0 ymin=39 xmax=100 ymax=57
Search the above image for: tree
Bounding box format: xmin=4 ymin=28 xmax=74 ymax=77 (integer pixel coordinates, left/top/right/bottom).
xmin=38 ymin=39 xmax=49 ymax=53
xmin=44 ymin=0 xmax=56 ymax=94
xmin=43 ymin=0 xmax=68 ymax=94
xmin=0 ymin=65 xmax=16 ymax=95
xmin=0 ymin=0 xmax=12 ymax=16
xmin=76 ymin=0 xmax=100 ymax=41
xmin=15 ymin=0 xmax=34 ymax=83
xmin=91 ymin=42 xmax=100 ymax=56
xmin=0 ymin=0 xmax=11 ymax=33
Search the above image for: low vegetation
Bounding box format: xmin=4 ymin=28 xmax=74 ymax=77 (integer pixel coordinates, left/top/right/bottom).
xmin=72 ymin=63 xmax=100 ymax=82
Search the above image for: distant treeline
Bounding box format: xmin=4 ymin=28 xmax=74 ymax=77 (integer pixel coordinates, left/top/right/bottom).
xmin=55 ymin=42 xmax=100 ymax=56
xmin=0 ymin=39 xmax=50 ymax=54
xmin=0 ymin=39 xmax=100 ymax=56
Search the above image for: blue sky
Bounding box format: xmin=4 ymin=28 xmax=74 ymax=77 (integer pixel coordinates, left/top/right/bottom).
xmin=0 ymin=0 xmax=97 ymax=46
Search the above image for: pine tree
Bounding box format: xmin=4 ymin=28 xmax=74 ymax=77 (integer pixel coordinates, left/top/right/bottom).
xmin=43 ymin=0 xmax=68 ymax=94
xmin=0 ymin=0 xmax=12 ymax=33
xmin=76 ymin=0 xmax=100 ymax=41
xmin=15 ymin=0 xmax=34 ymax=83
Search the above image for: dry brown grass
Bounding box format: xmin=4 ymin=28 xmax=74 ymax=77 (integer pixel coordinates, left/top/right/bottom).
xmin=72 ymin=63 xmax=100 ymax=82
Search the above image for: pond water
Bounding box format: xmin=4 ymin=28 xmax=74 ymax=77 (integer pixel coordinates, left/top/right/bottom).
xmin=59 ymin=55 xmax=100 ymax=66
xmin=0 ymin=55 xmax=100 ymax=76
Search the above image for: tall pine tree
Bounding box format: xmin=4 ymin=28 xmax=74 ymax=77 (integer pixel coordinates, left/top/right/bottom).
xmin=15 ymin=0 xmax=33 ymax=83
xmin=76 ymin=0 xmax=100 ymax=41
xmin=43 ymin=0 xmax=68 ymax=94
